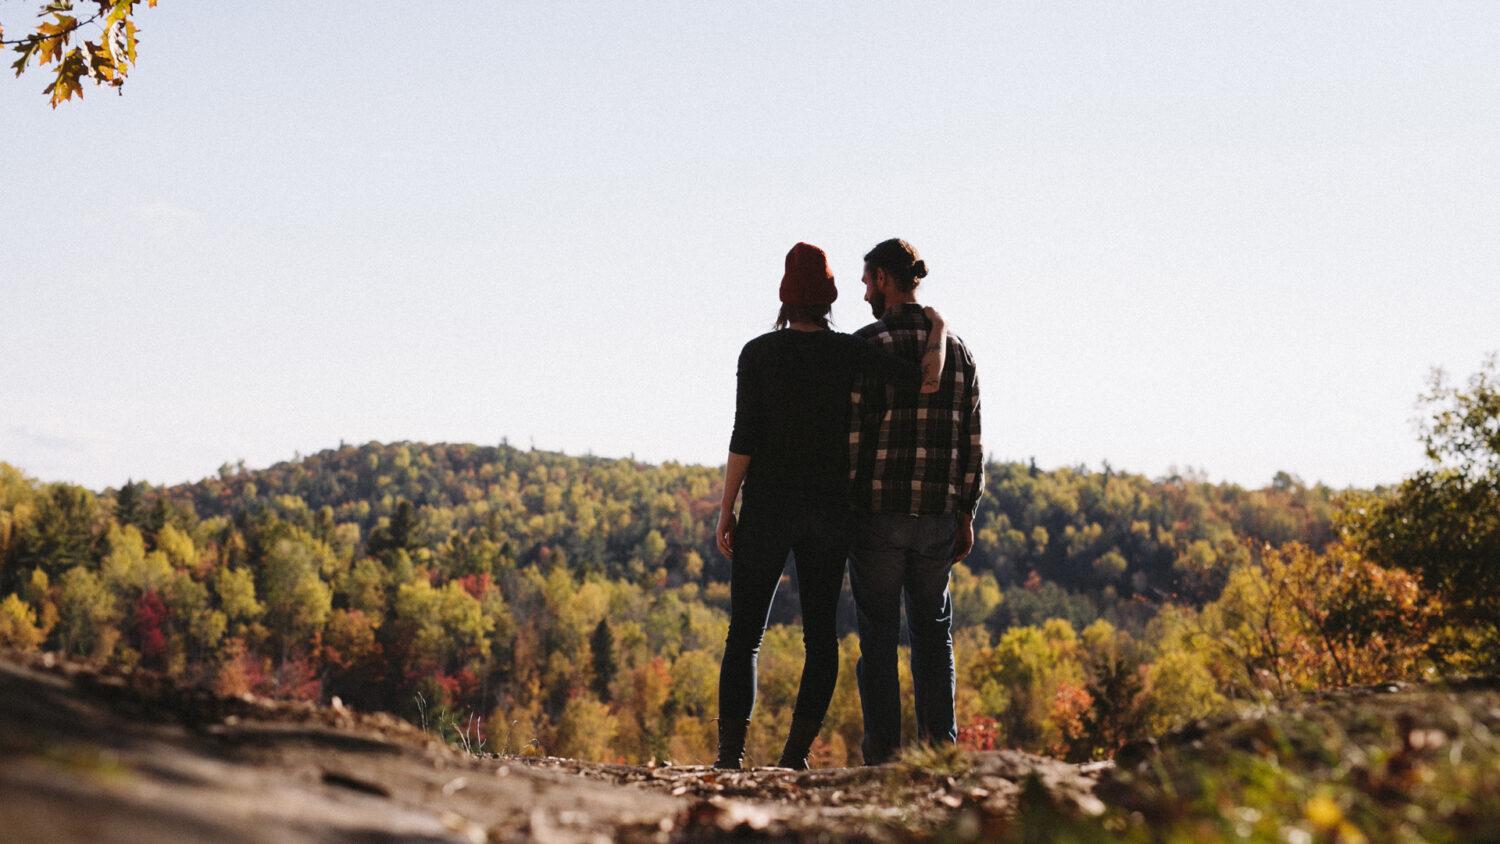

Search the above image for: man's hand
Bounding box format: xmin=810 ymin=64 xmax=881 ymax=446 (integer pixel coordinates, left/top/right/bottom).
xmin=716 ymin=509 xmax=737 ymax=559
xmin=953 ymin=512 xmax=974 ymax=563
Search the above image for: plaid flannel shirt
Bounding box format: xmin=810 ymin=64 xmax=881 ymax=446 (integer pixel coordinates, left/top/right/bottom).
xmin=849 ymin=304 xmax=983 ymax=517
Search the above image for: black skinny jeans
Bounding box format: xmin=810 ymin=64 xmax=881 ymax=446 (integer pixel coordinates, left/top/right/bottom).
xmin=717 ymin=494 xmax=850 ymax=727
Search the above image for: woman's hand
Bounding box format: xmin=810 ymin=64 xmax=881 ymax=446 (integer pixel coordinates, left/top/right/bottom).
xmin=717 ymin=453 xmax=750 ymax=558
xmin=920 ymin=307 xmax=949 ymax=394
xmin=716 ymin=509 xmax=738 ymax=559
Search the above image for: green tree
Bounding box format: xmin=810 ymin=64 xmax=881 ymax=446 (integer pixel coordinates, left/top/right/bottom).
xmin=155 ymin=524 xmax=197 ymax=568
xmin=1345 ymin=355 xmax=1500 ymax=669
xmin=100 ymin=523 xmax=171 ymax=595
xmin=639 ymin=529 xmax=667 ymax=567
xmin=0 ymin=465 xmax=35 ymax=575
xmin=1091 ymin=548 xmax=1128 ymax=586
xmin=1077 ymin=619 xmax=1145 ymax=753
xmin=950 ymin=563 xmax=1003 ymax=628
xmin=969 ymin=619 xmax=1089 ymax=754
xmin=589 ymin=618 xmax=616 ymax=703
xmin=56 ymin=564 xmax=117 ymax=657
xmin=667 ymin=648 xmax=717 ymax=720
xmin=391 ymin=579 xmax=493 ymax=673
xmin=259 ymin=534 xmax=334 ymax=657
xmin=1172 ymin=539 xmax=1222 ymax=600
xmin=1140 ymin=647 xmax=1224 ymax=735
xmin=369 ymin=499 xmax=420 ymax=557
xmin=114 ymin=480 xmax=147 ymax=529
xmin=342 ymin=557 xmax=388 ymax=615
xmin=12 ymin=484 xmax=97 ymax=580
xmin=214 ymin=566 xmax=264 ymax=627
xmin=166 ymin=569 xmax=224 ymax=658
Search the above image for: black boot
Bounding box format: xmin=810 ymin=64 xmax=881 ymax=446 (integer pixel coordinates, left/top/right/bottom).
xmin=714 ymin=718 xmax=751 ymax=770
xmin=776 ymin=717 xmax=822 ymax=770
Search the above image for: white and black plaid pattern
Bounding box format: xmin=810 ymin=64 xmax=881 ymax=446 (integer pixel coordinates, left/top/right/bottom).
xmin=849 ymin=304 xmax=983 ymax=517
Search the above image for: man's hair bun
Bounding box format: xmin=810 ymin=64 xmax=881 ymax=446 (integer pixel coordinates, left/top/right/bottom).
xmin=863 ymin=238 xmax=927 ymax=291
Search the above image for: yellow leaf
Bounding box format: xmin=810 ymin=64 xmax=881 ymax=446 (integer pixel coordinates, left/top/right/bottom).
xmin=88 ymin=39 xmax=118 ymax=82
xmin=100 ymin=9 xmax=140 ymax=71
xmin=1304 ymin=792 xmax=1343 ymax=831
xmin=45 ymin=48 xmax=87 ymax=108
xmin=124 ymin=20 xmax=138 ymax=65
xmin=35 ymin=14 xmax=77 ymax=67
xmin=105 ymin=0 xmax=130 ymax=28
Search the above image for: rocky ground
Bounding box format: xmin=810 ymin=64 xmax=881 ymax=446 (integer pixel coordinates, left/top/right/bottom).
xmin=0 ymin=652 xmax=1100 ymax=842
xmin=3 ymin=651 xmax=1497 ymax=842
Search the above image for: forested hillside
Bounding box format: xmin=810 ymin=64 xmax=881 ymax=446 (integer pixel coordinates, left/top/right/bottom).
xmin=177 ymin=442 xmax=1341 ymax=624
xmin=5 ymin=350 xmax=1494 ymax=772
xmin=0 ymin=441 xmax=1363 ymax=764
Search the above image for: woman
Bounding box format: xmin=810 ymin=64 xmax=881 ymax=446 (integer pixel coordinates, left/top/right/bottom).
xmin=713 ymin=242 xmax=946 ymax=769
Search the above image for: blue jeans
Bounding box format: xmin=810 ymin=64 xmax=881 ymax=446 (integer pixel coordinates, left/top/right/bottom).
xmin=848 ymin=511 xmax=958 ymax=764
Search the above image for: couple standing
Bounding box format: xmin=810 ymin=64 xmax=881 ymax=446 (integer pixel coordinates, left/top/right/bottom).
xmin=713 ymin=238 xmax=983 ymax=769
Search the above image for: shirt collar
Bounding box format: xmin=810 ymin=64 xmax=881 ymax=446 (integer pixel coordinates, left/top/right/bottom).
xmin=883 ymin=303 xmax=927 ymax=323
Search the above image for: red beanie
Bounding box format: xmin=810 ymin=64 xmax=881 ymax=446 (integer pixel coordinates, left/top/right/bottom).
xmin=779 ymin=242 xmax=837 ymax=306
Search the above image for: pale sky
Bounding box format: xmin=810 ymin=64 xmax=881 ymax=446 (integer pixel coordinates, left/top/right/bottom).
xmin=2 ymin=2 xmax=1497 ymax=491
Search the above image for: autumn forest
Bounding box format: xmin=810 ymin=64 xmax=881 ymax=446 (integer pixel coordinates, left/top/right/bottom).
xmin=1 ymin=360 xmax=1496 ymax=768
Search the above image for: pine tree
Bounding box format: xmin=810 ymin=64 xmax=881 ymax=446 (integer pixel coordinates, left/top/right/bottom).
xmin=590 ymin=618 xmax=616 ymax=703
xmin=14 ymin=484 xmax=96 ymax=581
xmin=115 ymin=480 xmax=146 ymax=529
xmin=370 ymin=500 xmax=417 ymax=556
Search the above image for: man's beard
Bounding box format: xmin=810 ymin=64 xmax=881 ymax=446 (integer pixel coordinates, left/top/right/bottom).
xmin=868 ymin=290 xmax=886 ymax=319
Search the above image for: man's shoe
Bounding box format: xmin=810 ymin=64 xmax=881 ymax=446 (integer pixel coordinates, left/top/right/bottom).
xmin=776 ymin=717 xmax=823 ymax=770
xmin=713 ymin=718 xmax=751 ymax=770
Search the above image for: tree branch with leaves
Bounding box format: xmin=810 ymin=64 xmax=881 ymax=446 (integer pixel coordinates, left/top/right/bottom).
xmin=4 ymin=0 xmax=159 ymax=108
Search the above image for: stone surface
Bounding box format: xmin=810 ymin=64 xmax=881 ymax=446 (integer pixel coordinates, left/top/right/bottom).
xmin=0 ymin=653 xmax=1101 ymax=842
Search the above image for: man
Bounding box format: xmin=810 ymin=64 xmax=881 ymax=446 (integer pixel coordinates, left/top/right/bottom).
xmin=847 ymin=238 xmax=983 ymax=764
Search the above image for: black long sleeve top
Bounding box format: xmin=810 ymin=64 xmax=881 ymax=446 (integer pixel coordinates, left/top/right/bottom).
xmin=729 ymin=328 xmax=922 ymax=503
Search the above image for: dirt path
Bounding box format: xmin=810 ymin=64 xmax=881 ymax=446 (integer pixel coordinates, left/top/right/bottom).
xmin=0 ymin=654 xmax=1102 ymax=842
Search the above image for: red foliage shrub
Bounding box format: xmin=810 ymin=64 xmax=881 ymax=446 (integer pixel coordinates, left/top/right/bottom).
xmin=958 ymin=715 xmax=1000 ymax=751
xmin=275 ymin=653 xmax=323 ymax=702
xmin=433 ymin=671 xmax=463 ymax=703
xmin=134 ymin=589 xmax=170 ymax=667
xmin=214 ymin=637 xmax=267 ymax=698
xmin=456 ymin=573 xmax=494 ymax=600
xmin=1048 ymin=681 xmax=1094 ymax=757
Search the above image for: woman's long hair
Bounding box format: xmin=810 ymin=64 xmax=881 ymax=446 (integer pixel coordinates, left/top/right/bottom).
xmin=775 ymin=303 xmax=832 ymax=330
